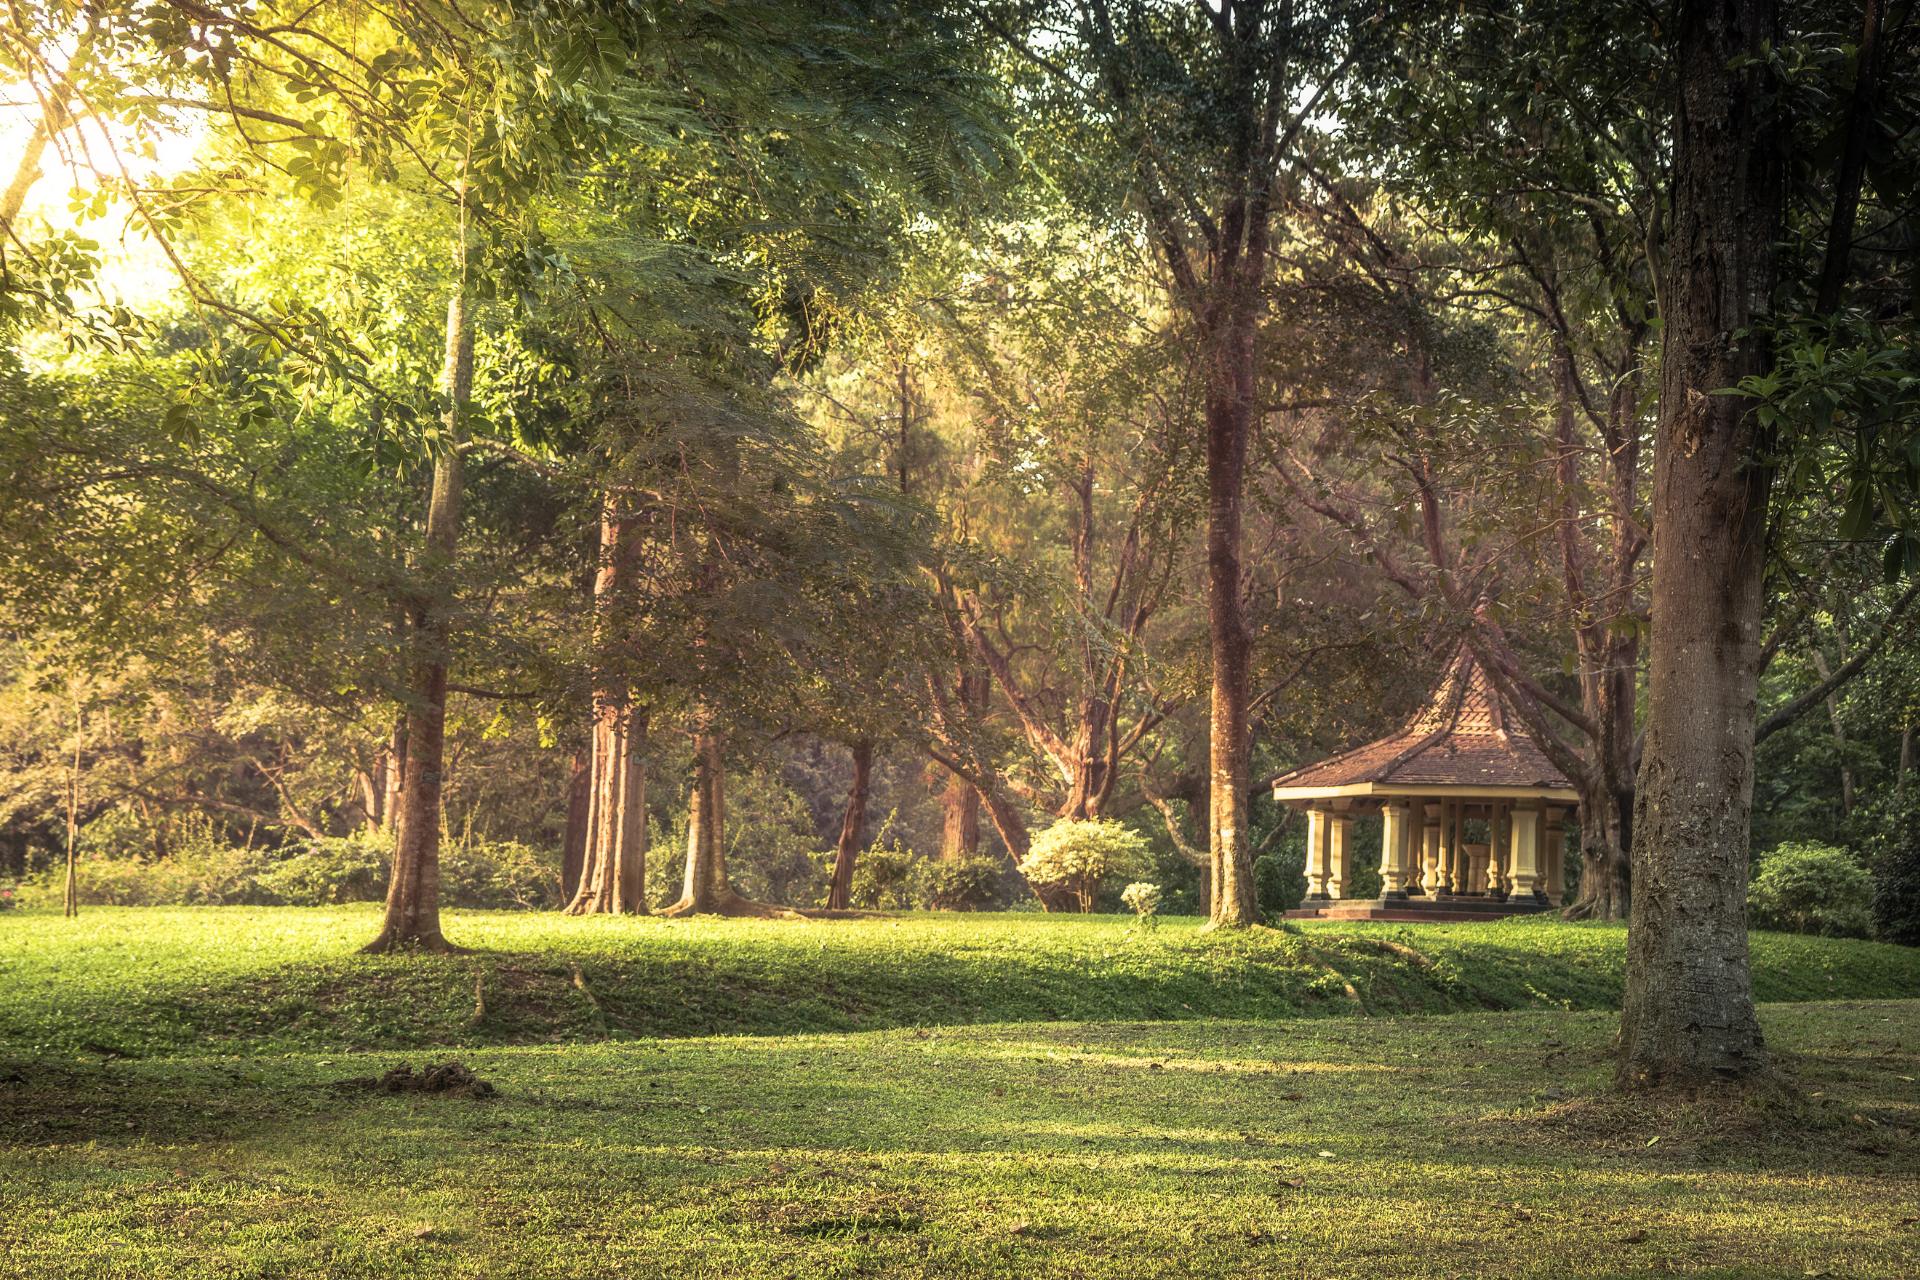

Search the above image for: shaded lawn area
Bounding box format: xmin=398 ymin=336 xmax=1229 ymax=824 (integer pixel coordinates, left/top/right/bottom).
xmin=2 ymin=907 xmax=1916 ymax=1058
xmin=2 ymin=1001 xmax=1916 ymax=1278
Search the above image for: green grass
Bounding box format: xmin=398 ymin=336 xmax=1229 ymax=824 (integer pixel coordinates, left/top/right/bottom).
xmin=3 ymin=909 xmax=1919 ymax=1277
xmin=3 ymin=999 xmax=1917 ymax=1277
xmin=2 ymin=906 xmax=1916 ymax=1059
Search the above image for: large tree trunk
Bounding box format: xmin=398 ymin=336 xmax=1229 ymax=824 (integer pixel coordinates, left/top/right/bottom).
xmin=826 ymin=739 xmax=872 ymax=910
xmin=565 ymin=508 xmax=651 ymax=915
xmin=363 ymin=288 xmax=471 ymax=955
xmin=1618 ymin=0 xmax=1783 ymax=1089
xmin=938 ymin=769 xmax=980 ymax=860
xmin=565 ymin=707 xmax=648 ymax=915
xmin=660 ymin=733 xmax=795 ymax=918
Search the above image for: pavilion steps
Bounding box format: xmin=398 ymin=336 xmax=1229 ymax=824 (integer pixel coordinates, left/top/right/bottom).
xmin=1285 ymin=896 xmax=1553 ymax=922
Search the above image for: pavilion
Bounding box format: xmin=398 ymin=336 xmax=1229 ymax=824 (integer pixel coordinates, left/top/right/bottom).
xmin=1269 ymin=649 xmax=1577 ymax=921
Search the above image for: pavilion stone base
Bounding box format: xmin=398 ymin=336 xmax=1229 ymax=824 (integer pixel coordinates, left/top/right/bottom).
xmin=1285 ymin=894 xmax=1553 ymax=923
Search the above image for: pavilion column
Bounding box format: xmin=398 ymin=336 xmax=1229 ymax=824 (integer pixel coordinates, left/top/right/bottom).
xmin=1510 ymin=803 xmax=1545 ymax=903
xmin=1451 ymin=801 xmax=1469 ymax=894
xmin=1380 ymin=799 xmax=1412 ymax=900
xmin=1492 ymin=801 xmax=1510 ymax=901
xmin=1329 ymin=800 xmax=1353 ymax=899
xmin=1544 ymin=806 xmax=1567 ymax=904
xmin=1304 ymin=807 xmax=1332 ymax=901
xmin=1422 ymin=802 xmax=1443 ymax=895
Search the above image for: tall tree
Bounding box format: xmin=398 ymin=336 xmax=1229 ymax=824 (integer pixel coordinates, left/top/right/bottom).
xmin=982 ymin=0 xmax=1382 ymax=927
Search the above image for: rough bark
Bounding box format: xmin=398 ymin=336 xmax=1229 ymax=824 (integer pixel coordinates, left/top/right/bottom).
xmin=565 ymin=508 xmax=651 ymax=916
xmin=827 ymin=740 xmax=873 ymax=911
xmin=564 ymin=706 xmax=648 ymax=915
xmin=659 ymin=733 xmax=797 ymax=918
xmin=362 ymin=287 xmax=471 ymax=955
xmin=938 ymin=768 xmax=980 ymax=861
xmin=1618 ymin=0 xmax=1782 ymax=1090
xmin=1203 ymin=319 xmax=1261 ymax=928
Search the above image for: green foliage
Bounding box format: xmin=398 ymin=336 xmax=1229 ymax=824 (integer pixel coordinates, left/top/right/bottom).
xmin=1120 ymin=881 xmax=1162 ymax=927
xmin=1749 ymin=842 xmax=1876 ymax=940
xmin=913 ymin=855 xmax=1006 ymax=911
xmin=1254 ymin=850 xmax=1307 ymax=918
xmin=14 ymin=832 xmax=560 ymax=911
xmin=1017 ymin=819 xmax=1154 ymax=913
xmin=1871 ymin=798 xmax=1920 ymax=947
xmin=845 ymin=829 xmax=919 ymax=911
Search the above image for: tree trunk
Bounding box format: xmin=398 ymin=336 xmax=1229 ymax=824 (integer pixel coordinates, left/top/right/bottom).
xmin=1203 ymin=328 xmax=1260 ymax=929
xmin=1618 ymin=0 xmax=1783 ymax=1090
xmin=561 ymin=747 xmax=590 ymax=902
xmin=1899 ymin=721 xmax=1913 ymax=799
xmin=566 ymin=708 xmax=649 ymax=915
xmin=938 ymin=770 xmax=980 ymax=861
xmin=827 ymin=739 xmax=873 ymax=910
xmin=660 ymin=733 xmax=795 ymax=918
xmin=363 ymin=286 xmax=472 ymax=955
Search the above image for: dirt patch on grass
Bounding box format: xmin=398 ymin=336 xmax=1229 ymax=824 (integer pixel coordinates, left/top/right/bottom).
xmin=336 ymin=1060 xmax=497 ymax=1099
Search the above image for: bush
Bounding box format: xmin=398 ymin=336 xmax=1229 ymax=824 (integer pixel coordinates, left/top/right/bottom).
xmin=913 ymin=855 xmax=1005 ymax=911
xmin=1254 ymin=849 xmax=1306 ymax=917
xmin=1873 ymin=820 xmax=1920 ymax=947
xmin=1120 ymin=881 xmax=1162 ymax=927
xmin=1016 ymin=819 xmax=1153 ymax=913
xmin=1747 ymin=841 xmax=1875 ymax=939
xmin=254 ymin=836 xmax=387 ymax=905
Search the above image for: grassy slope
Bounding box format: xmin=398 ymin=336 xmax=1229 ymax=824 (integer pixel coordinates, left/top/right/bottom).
xmin=1 ymin=906 xmax=1916 ymax=1058
xmin=2 ymin=1001 xmax=1916 ymax=1278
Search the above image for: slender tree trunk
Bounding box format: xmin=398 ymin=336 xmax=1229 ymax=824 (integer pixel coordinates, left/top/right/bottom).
xmin=561 ymin=747 xmax=590 ymax=902
xmin=827 ymin=740 xmax=873 ymax=911
xmin=1899 ymin=721 xmax=1913 ymax=800
xmin=1203 ymin=322 xmax=1260 ymax=929
xmin=63 ymin=706 xmax=80 ymax=918
xmin=1619 ymin=0 xmax=1782 ymax=1090
xmin=660 ymin=733 xmax=794 ymax=918
xmin=363 ymin=286 xmax=472 ymax=955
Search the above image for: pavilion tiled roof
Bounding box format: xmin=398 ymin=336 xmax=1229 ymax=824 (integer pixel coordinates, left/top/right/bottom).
xmin=1269 ymin=650 xmax=1573 ymax=793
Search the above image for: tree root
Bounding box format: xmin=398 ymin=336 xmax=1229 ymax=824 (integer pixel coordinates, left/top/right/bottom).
xmin=464 ymin=971 xmax=487 ymax=1027
xmin=657 ymin=893 xmax=806 ymax=920
xmin=569 ymin=961 xmax=611 ymax=1038
xmin=358 ymin=929 xmax=473 ymax=956
xmin=1301 ymin=945 xmax=1368 ymax=1014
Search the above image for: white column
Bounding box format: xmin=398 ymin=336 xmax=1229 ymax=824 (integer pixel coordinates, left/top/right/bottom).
xmin=1305 ymin=807 xmax=1331 ymax=900
xmin=1380 ymin=799 xmax=1411 ymax=899
xmin=1510 ymin=804 xmax=1543 ymax=901
xmin=1544 ymin=805 xmax=1567 ymax=903
xmin=1492 ymin=801 xmax=1510 ymax=897
xmin=1329 ymin=803 xmax=1353 ymax=900
xmin=1422 ymin=802 xmax=1442 ymax=895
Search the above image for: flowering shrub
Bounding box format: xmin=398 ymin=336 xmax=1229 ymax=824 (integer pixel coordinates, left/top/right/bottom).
xmin=1121 ymin=881 xmax=1163 ymax=927
xmin=1016 ymin=820 xmax=1153 ymax=913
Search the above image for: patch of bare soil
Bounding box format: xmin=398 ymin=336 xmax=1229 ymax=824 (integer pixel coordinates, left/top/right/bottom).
xmin=336 ymin=1061 xmax=497 ymax=1099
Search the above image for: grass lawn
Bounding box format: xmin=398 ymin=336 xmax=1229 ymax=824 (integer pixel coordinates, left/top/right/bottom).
xmin=2 ymin=909 xmax=1918 ymax=1278
xmin=2 ymin=906 xmax=1916 ymax=1057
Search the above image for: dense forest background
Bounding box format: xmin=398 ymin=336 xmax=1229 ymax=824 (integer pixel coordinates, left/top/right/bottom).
xmin=1 ymin=0 xmax=1914 ymax=927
